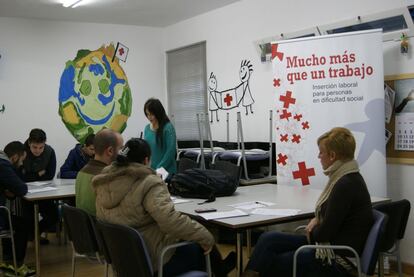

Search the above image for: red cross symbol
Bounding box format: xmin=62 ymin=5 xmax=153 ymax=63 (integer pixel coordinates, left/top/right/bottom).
xmin=292 ymin=161 xmax=315 ymax=186
xmin=280 ymin=134 xmax=288 ymax=142
xmin=277 ymin=153 xmax=288 ymax=165
xmin=293 ymin=113 xmax=302 ymax=121
xmin=224 ymin=94 xmax=233 ymax=106
xmin=302 ymin=121 xmax=310 ymax=130
xmin=279 ymin=91 xmax=296 ymax=109
xmin=279 ymin=109 xmax=292 ymax=120
xmin=273 ymin=78 xmax=281 ymax=87
xmin=118 ymin=48 xmax=124 ymax=56
xmin=271 ymin=44 xmax=284 ymax=61
xmin=291 ymin=134 xmax=301 ymax=144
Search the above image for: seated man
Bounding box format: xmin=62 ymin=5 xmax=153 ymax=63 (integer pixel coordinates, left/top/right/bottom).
xmin=60 ymin=134 xmax=95 ymax=179
xmin=20 ymin=128 xmax=58 ymax=244
xmin=76 ymin=129 xmax=123 ymax=215
xmin=0 ymin=141 xmax=35 ymax=276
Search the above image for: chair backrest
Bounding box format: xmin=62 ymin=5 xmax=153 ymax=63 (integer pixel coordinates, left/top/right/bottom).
xmin=360 ymin=209 xmax=388 ymax=275
xmin=88 ymin=215 xmax=112 ymax=264
xmin=374 ymin=199 xmax=411 ymax=251
xmin=61 ymin=204 xmax=99 ymax=255
xmin=178 ymin=157 xmax=199 ymax=173
xmin=96 ymin=220 xmax=153 ymax=277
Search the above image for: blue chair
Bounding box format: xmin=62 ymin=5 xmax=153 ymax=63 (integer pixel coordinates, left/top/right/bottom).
xmin=293 ymin=209 xmax=387 ymax=277
xmin=96 ymin=220 xmax=211 ymax=277
xmin=374 ymin=199 xmax=411 ymax=277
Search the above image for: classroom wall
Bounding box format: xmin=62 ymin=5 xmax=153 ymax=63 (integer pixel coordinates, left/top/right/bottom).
xmin=0 ymin=17 xmax=165 ymax=170
xmin=162 ymin=0 xmax=414 ymax=265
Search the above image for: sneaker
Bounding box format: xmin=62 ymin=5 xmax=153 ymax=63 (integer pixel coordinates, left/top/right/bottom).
xmin=0 ymin=262 xmax=17 ymax=275
xmin=17 ymin=264 xmax=36 ymax=277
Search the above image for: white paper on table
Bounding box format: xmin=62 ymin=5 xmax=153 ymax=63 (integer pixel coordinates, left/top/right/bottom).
xmin=199 ymin=209 xmax=249 ymax=220
xmin=228 ymin=201 xmax=275 ymax=210
xmin=170 ymin=196 xmax=192 ymax=204
xmin=26 ymin=181 xmax=52 ymax=186
xmin=250 ymin=208 xmax=301 ymax=216
xmin=156 ymin=167 xmax=169 ymax=181
xmin=28 ymin=186 xmax=57 ymax=194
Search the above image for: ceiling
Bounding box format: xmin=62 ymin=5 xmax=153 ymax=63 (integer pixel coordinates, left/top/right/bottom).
xmin=0 ymin=0 xmax=240 ymax=27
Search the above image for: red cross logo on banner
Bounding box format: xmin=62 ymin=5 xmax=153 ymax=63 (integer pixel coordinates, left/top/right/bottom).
xmin=280 ymin=134 xmax=289 ymax=142
xmin=292 ymin=161 xmax=315 ymax=186
xmin=271 ymin=44 xmax=284 ymax=61
xmin=273 ymin=78 xmax=281 ymax=87
xmin=292 ymin=134 xmax=301 ymax=144
xmin=279 ymin=91 xmax=296 ymax=109
xmin=277 ymin=153 xmax=288 ymax=165
xmin=224 ymin=94 xmax=233 ymax=106
xmin=302 ymin=121 xmax=310 ymax=130
xmin=279 ymin=109 xmax=292 ymax=120
xmin=294 ymin=113 xmax=302 ymax=121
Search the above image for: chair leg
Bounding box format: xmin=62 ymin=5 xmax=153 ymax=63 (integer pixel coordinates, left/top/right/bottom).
xmin=396 ymin=242 xmax=403 ymax=277
xmin=71 ymin=248 xmax=76 ymax=277
xmin=104 ymin=263 xmax=109 ymax=277
xmin=378 ymin=253 xmax=384 ymax=277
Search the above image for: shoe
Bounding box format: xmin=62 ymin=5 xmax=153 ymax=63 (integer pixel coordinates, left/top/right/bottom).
xmin=17 ymin=264 xmax=36 ymax=277
xmin=40 ymin=237 xmax=49 ymax=245
xmin=0 ymin=262 xmax=18 ymax=276
xmin=222 ymin=251 xmax=237 ymax=274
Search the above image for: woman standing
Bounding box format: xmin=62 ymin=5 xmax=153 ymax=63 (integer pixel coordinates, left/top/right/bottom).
xmin=143 ymin=98 xmax=177 ymax=174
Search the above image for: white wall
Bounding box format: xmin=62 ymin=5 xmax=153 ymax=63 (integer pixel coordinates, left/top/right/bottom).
xmin=163 ymin=0 xmax=414 ymax=264
xmin=0 ymin=17 xmax=165 ymax=169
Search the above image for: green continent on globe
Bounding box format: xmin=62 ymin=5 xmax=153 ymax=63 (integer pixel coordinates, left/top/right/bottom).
xmin=58 ymin=44 xmax=132 ymax=143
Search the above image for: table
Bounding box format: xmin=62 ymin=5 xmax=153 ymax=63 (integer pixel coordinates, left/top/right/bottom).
xmin=175 ymin=183 xmax=389 ymax=276
xmin=23 ymin=179 xmax=75 ymax=276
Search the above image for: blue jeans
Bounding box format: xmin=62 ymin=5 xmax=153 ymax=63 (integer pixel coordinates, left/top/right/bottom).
xmin=162 ymin=243 xmax=205 ymax=277
xmin=245 ymin=232 xmax=352 ymax=277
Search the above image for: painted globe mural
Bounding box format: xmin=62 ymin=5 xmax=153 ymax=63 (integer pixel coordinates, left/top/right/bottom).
xmin=58 ymin=44 xmax=132 ymax=143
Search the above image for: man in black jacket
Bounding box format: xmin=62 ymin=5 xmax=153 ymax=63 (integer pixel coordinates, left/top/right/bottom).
xmin=0 ymin=141 xmax=35 ymax=276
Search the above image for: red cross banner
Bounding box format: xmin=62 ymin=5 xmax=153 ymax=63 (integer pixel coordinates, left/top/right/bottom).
xmin=272 ymin=30 xmax=386 ymax=197
xmin=114 ymin=42 xmax=129 ymax=62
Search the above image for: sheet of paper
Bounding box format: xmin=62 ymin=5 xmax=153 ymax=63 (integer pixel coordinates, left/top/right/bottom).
xmin=199 ymin=209 xmax=249 ymax=220
xmin=250 ymin=208 xmax=301 ymax=216
xmin=156 ymin=167 xmax=169 ymax=181
xmin=228 ymin=201 xmax=275 ymax=210
xmin=384 ymin=84 xmax=395 ymax=124
xmin=28 ymin=186 xmax=57 ymax=194
xmin=170 ymin=196 xmax=192 ymax=204
xmin=26 ymin=181 xmax=52 ymax=186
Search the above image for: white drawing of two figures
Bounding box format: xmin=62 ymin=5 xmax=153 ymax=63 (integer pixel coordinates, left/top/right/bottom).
xmin=208 ymin=60 xmax=254 ymax=122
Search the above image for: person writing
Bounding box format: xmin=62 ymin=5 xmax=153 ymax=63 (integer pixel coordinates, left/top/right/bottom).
xmin=143 ymin=98 xmax=177 ymax=175
xmin=60 ymin=133 xmax=95 ymax=179
xmin=93 ymin=138 xmax=235 ymax=276
xmin=242 ymin=127 xmax=373 ymax=277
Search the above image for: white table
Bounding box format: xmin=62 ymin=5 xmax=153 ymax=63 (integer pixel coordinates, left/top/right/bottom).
xmin=24 ymin=179 xmax=75 ymax=276
xmin=174 ymin=183 xmax=389 ymax=276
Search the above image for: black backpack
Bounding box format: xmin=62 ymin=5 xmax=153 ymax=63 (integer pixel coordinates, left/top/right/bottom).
xmin=169 ymin=168 xmax=239 ymax=202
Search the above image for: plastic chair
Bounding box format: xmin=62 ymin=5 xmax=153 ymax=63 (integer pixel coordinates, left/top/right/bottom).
xmin=374 ymin=199 xmax=411 ymax=277
xmin=293 ymin=209 xmax=387 ymax=277
xmin=96 ymin=220 xmax=211 ymax=277
xmin=61 ymin=205 xmax=107 ymax=277
xmin=0 ymin=206 xmax=18 ymax=276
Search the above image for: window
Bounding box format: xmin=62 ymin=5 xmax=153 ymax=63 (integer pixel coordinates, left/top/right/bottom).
xmin=326 ymin=15 xmax=407 ymax=34
xmin=166 ymin=42 xmax=207 ymax=140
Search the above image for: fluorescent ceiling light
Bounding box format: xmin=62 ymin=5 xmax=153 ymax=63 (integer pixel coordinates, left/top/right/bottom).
xmin=62 ymin=0 xmax=83 ymax=8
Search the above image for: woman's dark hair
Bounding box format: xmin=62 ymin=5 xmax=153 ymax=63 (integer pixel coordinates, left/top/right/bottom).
xmin=28 ymin=128 xmax=47 ymax=143
xmin=116 ymin=138 xmax=151 ymax=166
xmin=144 ymin=98 xmax=170 ymax=146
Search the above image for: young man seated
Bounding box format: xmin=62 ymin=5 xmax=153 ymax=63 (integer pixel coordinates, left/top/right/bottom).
xmin=60 ymin=133 xmax=95 ymax=179
xmin=20 ymin=128 xmax=58 ymax=245
xmin=0 ymin=141 xmax=35 ymax=276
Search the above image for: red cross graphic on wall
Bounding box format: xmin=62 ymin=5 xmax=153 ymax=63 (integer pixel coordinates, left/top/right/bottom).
xmin=291 ymin=134 xmax=301 ymax=144
xmin=302 ymin=121 xmax=310 ymax=130
xmin=118 ymin=48 xmax=124 ymax=56
xmin=279 ymin=109 xmax=292 ymax=120
xmin=279 ymin=91 xmax=296 ymax=109
xmin=280 ymin=134 xmax=289 ymax=142
xmin=294 ymin=114 xmax=302 ymax=121
xmin=277 ymin=153 xmax=288 ymax=165
xmin=273 ymin=78 xmax=281 ymax=87
xmin=292 ymin=161 xmax=315 ymax=186
xmin=271 ymin=44 xmax=284 ymax=61
xmin=224 ymin=94 xmax=233 ymax=106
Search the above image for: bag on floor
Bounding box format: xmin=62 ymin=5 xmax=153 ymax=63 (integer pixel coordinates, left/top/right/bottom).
xmin=169 ymin=168 xmax=238 ymax=202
